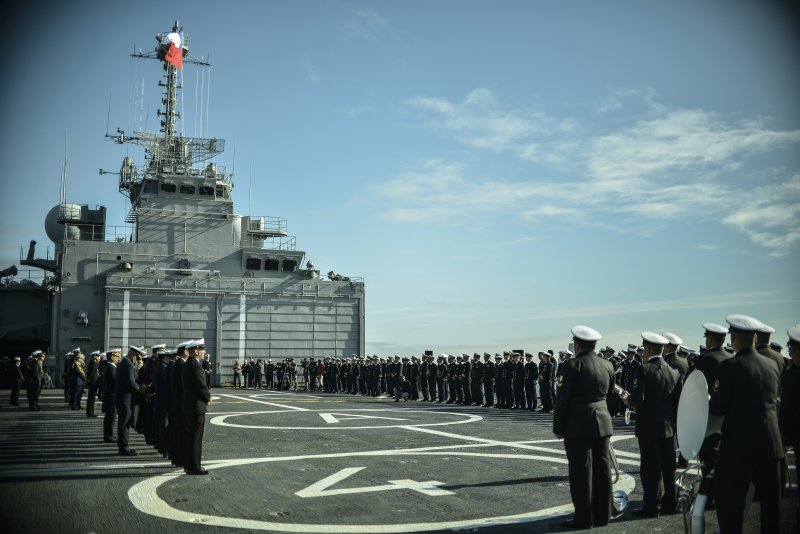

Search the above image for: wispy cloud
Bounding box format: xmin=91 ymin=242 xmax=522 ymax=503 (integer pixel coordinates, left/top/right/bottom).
xmin=383 ymin=89 xmax=800 ymax=254
xmin=342 ymin=8 xmax=395 ymax=42
xmin=722 ymin=174 xmax=800 ymax=256
xmin=407 ymin=89 xmax=568 ymax=160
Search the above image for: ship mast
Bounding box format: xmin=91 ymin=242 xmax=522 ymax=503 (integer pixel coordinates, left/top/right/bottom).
xmin=103 ymin=21 xmax=217 ymax=199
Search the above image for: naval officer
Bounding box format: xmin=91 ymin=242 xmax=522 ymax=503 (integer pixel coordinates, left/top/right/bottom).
xmin=624 ymin=332 xmax=681 ymax=517
xmin=182 ymin=338 xmax=211 ymax=475
xmin=553 ymin=325 xmax=615 ymax=529
xmin=780 ymin=325 xmax=800 ymax=506
xmin=115 ymin=346 xmax=145 ymax=456
xmin=102 ymin=349 xmax=121 ymax=442
xmin=711 ymin=314 xmax=783 ymax=534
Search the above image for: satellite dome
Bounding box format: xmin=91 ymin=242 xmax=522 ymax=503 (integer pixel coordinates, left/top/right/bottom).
xmin=45 ymin=204 xmax=80 ymax=243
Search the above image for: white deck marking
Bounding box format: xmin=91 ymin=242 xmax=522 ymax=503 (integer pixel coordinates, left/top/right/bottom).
xmin=318 ymin=413 xmax=409 ymax=424
xmin=401 ymin=425 xmax=640 ymax=465
xmin=295 ymin=467 xmax=454 ymax=498
xmin=128 ymin=449 xmax=636 ymax=533
xmin=210 ymin=409 xmax=481 ymax=430
xmin=217 ymin=394 xmax=309 ymax=411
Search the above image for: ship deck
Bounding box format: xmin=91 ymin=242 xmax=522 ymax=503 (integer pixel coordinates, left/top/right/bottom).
xmin=0 ymin=388 xmax=797 ymax=533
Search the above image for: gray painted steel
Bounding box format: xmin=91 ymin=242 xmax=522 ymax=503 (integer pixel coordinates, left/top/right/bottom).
xmin=33 ymin=21 xmax=365 ymax=383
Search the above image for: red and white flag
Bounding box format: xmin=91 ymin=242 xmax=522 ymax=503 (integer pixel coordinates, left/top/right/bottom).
xmin=164 ymin=32 xmax=182 ymax=69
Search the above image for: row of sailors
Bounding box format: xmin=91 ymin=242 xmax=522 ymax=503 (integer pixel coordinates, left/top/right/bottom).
xmin=13 ymin=340 xmax=212 ymax=475
xmin=233 ymin=359 xmax=298 ymax=389
xmin=233 ymin=352 xmax=563 ymax=411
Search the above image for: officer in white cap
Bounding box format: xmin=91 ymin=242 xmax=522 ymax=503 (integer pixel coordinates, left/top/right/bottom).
xmin=624 ymin=332 xmax=680 ymax=517
xmin=710 ymin=314 xmax=783 ymax=534
xmin=780 ymin=324 xmax=800 ymax=503
xmin=182 ymin=338 xmax=211 ymax=475
xmin=169 ymin=341 xmax=192 ymax=468
xmin=101 ymin=349 xmax=121 ymax=442
xmin=554 ymin=325 xmax=614 ymax=529
xmin=84 ymin=350 xmax=102 ymax=417
xmin=661 ymin=332 xmax=689 ymax=384
xmin=755 ymin=323 xmax=786 ymax=375
xmin=115 ymin=346 xmax=146 ymax=456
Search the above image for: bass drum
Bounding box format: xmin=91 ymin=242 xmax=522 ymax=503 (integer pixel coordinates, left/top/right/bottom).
xmin=677 ymin=370 xmax=709 ymax=461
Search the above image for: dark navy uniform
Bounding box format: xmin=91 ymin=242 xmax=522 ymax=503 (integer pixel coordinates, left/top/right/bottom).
xmin=538 ymin=357 xmax=554 ymax=412
xmin=470 ymin=354 xmax=483 ymax=406
xmin=628 ymin=349 xmax=681 ymax=516
xmin=481 ymin=355 xmax=495 ymax=407
xmin=523 ymin=355 xmax=538 ymax=410
xmin=711 ymin=343 xmax=783 ymax=534
xmin=182 ymin=345 xmax=211 ymax=474
xmin=553 ymin=335 xmax=614 ymax=529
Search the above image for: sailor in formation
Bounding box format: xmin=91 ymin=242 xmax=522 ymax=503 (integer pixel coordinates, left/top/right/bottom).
xmin=710 ymin=314 xmax=783 ymax=534
xmin=623 ymin=332 xmax=680 ymax=518
xmin=553 ymin=325 xmax=614 ymax=529
xmin=16 ymin=313 xmax=797 ymax=527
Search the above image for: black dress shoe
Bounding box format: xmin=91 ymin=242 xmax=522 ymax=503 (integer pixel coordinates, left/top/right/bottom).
xmin=185 ymin=468 xmax=208 ymax=475
xmin=119 ymin=449 xmax=139 ymax=456
xmin=632 ymin=508 xmax=658 ymax=518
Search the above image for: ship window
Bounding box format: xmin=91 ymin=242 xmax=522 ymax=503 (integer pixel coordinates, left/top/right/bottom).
xmin=180 ymin=183 xmax=196 ymax=194
xmin=189 ymin=168 xmax=200 ymax=176
xmin=216 ymin=185 xmax=229 ymax=199
xmin=245 ymin=257 xmax=262 ymax=270
xmin=199 ymin=185 xmax=214 ymax=196
xmin=160 ymin=182 xmax=176 ymax=193
xmin=265 ymin=258 xmax=279 ymax=271
xmin=282 ymin=259 xmax=298 ymax=272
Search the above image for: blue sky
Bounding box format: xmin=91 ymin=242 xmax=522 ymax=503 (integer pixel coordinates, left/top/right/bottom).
xmin=1 ymin=1 xmax=798 ymax=355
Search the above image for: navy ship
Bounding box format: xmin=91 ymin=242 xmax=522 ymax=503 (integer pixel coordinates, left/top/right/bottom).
xmin=0 ymin=21 xmax=365 ymax=384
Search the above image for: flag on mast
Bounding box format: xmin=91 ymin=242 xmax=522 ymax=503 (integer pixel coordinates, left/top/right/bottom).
xmin=164 ymin=32 xmax=183 ymax=69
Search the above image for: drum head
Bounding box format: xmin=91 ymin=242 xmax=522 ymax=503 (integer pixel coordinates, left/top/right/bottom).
xmin=677 ymin=370 xmax=709 ymax=461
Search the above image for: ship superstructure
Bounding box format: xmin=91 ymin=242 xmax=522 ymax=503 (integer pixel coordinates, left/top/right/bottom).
xmin=13 ymin=22 xmax=364 ymax=382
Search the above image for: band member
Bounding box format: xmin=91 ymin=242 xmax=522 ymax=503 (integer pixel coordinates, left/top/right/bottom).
xmin=711 ymin=314 xmax=783 ymax=534
xmin=624 ymin=332 xmax=681 ymax=517
xmin=554 ymin=325 xmax=615 ymax=529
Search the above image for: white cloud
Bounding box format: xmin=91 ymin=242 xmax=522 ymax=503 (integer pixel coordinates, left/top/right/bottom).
xmin=406 ymin=89 xmax=554 ymax=154
xmin=722 ymin=174 xmax=800 ymax=256
xmin=388 ymin=89 xmax=800 ymax=254
xmin=342 ymin=8 xmax=395 ymax=42
xmin=588 ymin=110 xmax=800 ymax=183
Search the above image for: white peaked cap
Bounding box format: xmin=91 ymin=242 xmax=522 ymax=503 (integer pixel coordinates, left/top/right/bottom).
xmin=787 ymin=324 xmax=800 ymax=344
xmin=703 ymin=322 xmax=727 ymax=334
xmin=90 ymin=350 xmax=101 ymax=356
xmin=642 ymin=331 xmax=669 ymax=345
xmin=129 ymin=345 xmax=146 ymax=356
xmin=150 ymin=343 xmax=167 ymax=350
xmin=725 ymin=314 xmax=764 ymax=332
xmin=188 ymin=338 xmax=206 ymax=349
xmin=571 ymin=325 xmax=602 ymax=342
xmin=176 ymin=340 xmax=192 ymax=349
xmin=757 ymin=323 xmax=775 ymax=334
xmin=661 ymin=332 xmax=683 ymax=345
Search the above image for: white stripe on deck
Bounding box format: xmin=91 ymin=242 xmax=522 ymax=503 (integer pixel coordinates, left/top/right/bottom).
xmin=217 ymin=394 xmax=309 ymax=411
